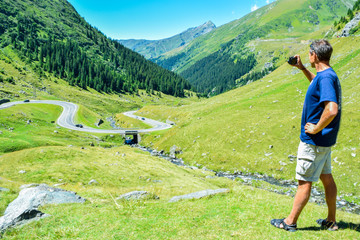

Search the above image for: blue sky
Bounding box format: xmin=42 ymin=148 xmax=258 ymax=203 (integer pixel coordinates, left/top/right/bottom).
xmin=67 ymin=0 xmax=276 ymax=40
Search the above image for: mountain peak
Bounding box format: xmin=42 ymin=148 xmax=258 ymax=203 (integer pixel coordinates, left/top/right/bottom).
xmin=119 ymin=21 xmax=216 ymax=59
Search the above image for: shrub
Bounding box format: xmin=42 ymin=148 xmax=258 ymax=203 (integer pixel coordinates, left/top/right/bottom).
xmin=5 ymin=76 xmax=15 ymax=84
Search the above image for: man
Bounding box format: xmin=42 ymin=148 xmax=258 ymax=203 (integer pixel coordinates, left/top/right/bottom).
xmin=271 ymin=39 xmax=342 ymax=232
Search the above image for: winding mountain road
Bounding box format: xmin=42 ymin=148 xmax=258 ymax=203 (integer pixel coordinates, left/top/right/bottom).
xmin=0 ymin=100 xmax=172 ymax=133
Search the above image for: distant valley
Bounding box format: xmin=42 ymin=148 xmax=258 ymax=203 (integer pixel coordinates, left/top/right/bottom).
xmin=118 ymin=21 xmax=216 ymax=59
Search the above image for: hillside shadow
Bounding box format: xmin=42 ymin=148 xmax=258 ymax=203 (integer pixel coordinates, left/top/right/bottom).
xmin=298 ymin=221 xmax=360 ymax=232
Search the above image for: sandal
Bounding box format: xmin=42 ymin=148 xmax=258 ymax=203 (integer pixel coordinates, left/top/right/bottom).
xmin=270 ymin=218 xmax=297 ymax=232
xmin=316 ymin=218 xmax=339 ymax=231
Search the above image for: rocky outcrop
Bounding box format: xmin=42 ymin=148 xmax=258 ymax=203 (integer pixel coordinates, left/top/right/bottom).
xmin=116 ymin=191 xmax=159 ymax=201
xmin=169 ymin=189 xmax=230 ymax=202
xmin=0 ymin=184 xmax=85 ymax=235
xmin=341 ymin=12 xmax=360 ymax=37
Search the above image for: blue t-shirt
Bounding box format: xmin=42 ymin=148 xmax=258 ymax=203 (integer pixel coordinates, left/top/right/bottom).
xmin=300 ymin=68 xmax=342 ymax=147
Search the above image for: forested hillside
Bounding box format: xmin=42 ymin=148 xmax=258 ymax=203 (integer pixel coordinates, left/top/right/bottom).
xmin=330 ymin=0 xmax=360 ymax=36
xmin=154 ymin=0 xmax=357 ymax=96
xmin=0 ymin=0 xmax=191 ymax=97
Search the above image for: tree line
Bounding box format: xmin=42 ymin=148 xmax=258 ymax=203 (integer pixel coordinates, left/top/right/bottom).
xmin=180 ymin=50 xmax=257 ymax=95
xmin=0 ymin=0 xmax=191 ymax=97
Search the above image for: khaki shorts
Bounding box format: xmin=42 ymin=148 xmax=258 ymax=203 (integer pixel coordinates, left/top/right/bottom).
xmin=296 ymin=141 xmax=332 ymax=182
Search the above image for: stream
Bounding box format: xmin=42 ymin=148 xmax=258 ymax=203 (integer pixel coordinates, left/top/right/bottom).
xmin=133 ymin=144 xmax=360 ymax=215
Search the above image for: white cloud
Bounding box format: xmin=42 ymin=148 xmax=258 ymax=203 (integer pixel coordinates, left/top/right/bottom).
xmin=251 ymin=4 xmax=259 ymax=12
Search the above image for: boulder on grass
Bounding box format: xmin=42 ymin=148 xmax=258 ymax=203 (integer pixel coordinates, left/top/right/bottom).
xmin=0 ymin=184 xmax=85 ymax=235
xmin=116 ymin=191 xmax=159 ymax=201
xmin=169 ymin=189 xmax=230 ymax=202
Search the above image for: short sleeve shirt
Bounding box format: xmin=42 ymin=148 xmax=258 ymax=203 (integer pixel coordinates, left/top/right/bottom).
xmin=300 ymin=68 xmax=342 ymax=147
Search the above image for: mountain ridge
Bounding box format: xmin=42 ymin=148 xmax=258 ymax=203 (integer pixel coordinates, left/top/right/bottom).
xmin=118 ymin=21 xmax=216 ymax=59
xmin=153 ymin=0 xmax=357 ymax=95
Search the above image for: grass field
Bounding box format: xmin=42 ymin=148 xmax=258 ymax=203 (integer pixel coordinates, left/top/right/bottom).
xmin=1 ymin=14 xmax=360 ymax=239
xmin=137 ymin=36 xmax=360 ymax=204
xmin=0 ymin=146 xmax=359 ymax=239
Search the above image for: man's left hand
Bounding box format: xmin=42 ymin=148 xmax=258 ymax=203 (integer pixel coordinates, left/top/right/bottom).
xmin=305 ymin=122 xmax=319 ymax=134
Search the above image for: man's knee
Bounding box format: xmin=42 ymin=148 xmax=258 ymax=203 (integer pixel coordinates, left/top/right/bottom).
xmin=320 ymin=174 xmax=336 ymax=186
xmin=298 ymin=180 xmax=312 ymax=190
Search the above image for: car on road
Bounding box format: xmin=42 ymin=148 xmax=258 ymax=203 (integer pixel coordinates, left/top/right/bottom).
xmin=75 ymin=124 xmax=83 ymax=128
xmin=24 ymin=99 xmax=30 ymax=102
xmin=0 ymin=99 xmax=10 ymax=105
xmin=141 ymin=117 xmax=145 ymax=120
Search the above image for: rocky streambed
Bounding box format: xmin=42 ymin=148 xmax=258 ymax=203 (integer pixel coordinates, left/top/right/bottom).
xmin=134 ymin=144 xmax=360 ymax=215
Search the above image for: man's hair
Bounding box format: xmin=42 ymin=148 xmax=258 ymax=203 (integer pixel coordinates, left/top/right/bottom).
xmin=310 ymin=39 xmax=333 ymax=61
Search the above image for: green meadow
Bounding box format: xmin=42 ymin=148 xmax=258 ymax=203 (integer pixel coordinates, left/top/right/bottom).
xmin=1 ymin=21 xmax=360 ymax=240
xmin=137 ymin=37 xmax=360 ymax=201
xmin=1 ymin=146 xmax=359 ymax=239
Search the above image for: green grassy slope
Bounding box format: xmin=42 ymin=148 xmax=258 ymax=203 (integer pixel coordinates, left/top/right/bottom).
xmin=1 ymin=146 xmax=359 ymax=239
xmin=0 ymin=38 xmax=359 ymax=239
xmin=0 ymin=44 xmax=197 ymax=153
xmin=0 ymin=45 xmax=199 ymax=154
xmin=154 ymin=0 xmax=356 ymax=96
xmin=137 ymin=36 xmax=360 ymax=201
xmin=157 ymin=0 xmax=356 ymax=73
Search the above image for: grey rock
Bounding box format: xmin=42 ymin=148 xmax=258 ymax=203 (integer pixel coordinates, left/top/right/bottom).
xmin=341 ymin=13 xmax=360 ymax=37
xmin=169 ymin=189 xmax=230 ymax=202
xmin=18 ymin=170 xmax=26 ymax=174
xmin=169 ymin=145 xmax=177 ymax=159
xmin=0 ymin=187 xmax=9 ymax=192
xmin=338 ymin=200 xmax=347 ymax=206
xmin=88 ymin=179 xmax=98 ymax=185
xmin=0 ymin=184 xmax=85 ymax=234
xmin=311 ymin=188 xmax=321 ymax=196
xmin=116 ymin=191 xmax=159 ymax=201
xmin=264 ymin=62 xmax=273 ymax=69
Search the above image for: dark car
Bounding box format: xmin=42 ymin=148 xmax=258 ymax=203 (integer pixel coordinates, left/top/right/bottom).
xmin=24 ymin=99 xmax=30 ymax=102
xmin=0 ymin=99 xmax=10 ymax=105
xmin=75 ymin=124 xmax=83 ymax=128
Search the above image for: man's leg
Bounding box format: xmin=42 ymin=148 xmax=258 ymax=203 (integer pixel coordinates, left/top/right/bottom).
xmin=284 ymin=180 xmax=312 ymax=225
xmin=320 ymin=173 xmax=337 ymax=222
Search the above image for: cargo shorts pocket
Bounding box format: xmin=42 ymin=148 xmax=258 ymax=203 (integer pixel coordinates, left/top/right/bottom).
xmin=296 ymin=142 xmax=316 ymax=177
